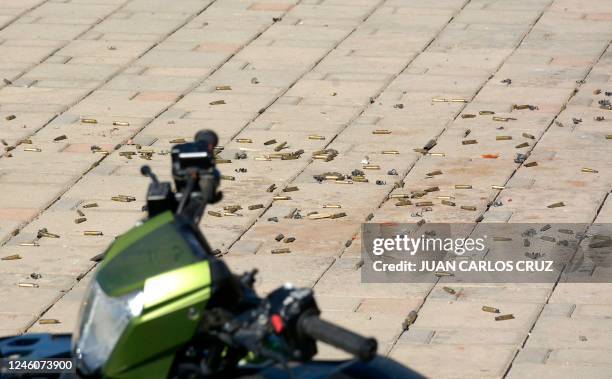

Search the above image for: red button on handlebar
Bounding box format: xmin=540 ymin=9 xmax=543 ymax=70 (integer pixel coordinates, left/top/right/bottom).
xmin=271 ymin=314 xmax=284 ymax=334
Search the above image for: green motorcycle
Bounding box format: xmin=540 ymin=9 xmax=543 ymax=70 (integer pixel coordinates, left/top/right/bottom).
xmin=0 ymin=131 xmax=423 ymax=379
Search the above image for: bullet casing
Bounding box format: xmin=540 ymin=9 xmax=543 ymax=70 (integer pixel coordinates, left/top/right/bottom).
xmin=482 ymin=306 xmax=500 ymax=313
xmin=84 ymin=231 xmax=103 ymax=236
xmin=271 ymin=248 xmax=291 ymax=254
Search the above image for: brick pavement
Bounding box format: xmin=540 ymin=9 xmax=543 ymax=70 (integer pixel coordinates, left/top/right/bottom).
xmin=0 ymin=0 xmax=611 ymax=378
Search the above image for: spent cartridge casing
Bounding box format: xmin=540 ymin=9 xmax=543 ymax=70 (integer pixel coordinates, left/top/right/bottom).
xmin=330 ymin=212 xmax=346 ymax=219
xmin=352 ymin=176 xmax=368 ymax=183
xmin=434 ymin=271 xmax=453 ymax=277
xmin=223 ymin=205 xmax=242 ymax=213
xmin=581 ymin=167 xmax=598 ymax=173
xmin=83 ymin=231 xmax=103 ymax=236
xmin=363 ymin=165 xmax=380 ymax=170
xmin=37 ymin=229 xmax=59 ymax=238
xmin=1 ymin=254 xmax=21 ymax=261
xmin=273 ymin=196 xmax=291 ymax=201
xmin=111 ymin=195 xmax=135 ymax=202
xmin=18 ymin=283 xmax=39 ymax=288
xmin=271 ymin=248 xmax=291 ymax=255
xmin=402 ymin=311 xmax=418 ymax=330
xmin=323 ymin=204 xmax=341 ymax=208
xmin=274 ymin=142 xmax=287 ymax=152
xmin=492 ymin=117 xmax=517 ymax=122
xmin=372 ymin=129 xmax=392 ymax=134
xmin=547 ymin=202 xmax=565 ymax=208
xmin=308 ymin=213 xmax=331 ymax=220
xmin=482 ymin=306 xmax=500 ymax=313
xmin=39 ymin=319 xmax=60 ymax=325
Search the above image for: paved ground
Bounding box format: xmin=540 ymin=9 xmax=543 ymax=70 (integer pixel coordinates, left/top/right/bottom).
xmin=0 ymin=0 xmax=611 ymax=377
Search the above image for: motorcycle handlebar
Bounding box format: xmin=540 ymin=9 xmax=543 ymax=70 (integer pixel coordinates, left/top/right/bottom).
xmin=298 ymin=314 xmax=377 ymax=362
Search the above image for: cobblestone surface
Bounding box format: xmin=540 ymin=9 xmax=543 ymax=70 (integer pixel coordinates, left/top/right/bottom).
xmin=1 ymin=1 xmax=611 ymax=377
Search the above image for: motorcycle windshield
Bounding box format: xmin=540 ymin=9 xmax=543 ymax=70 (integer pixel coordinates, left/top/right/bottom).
xmin=96 ymin=211 xmax=200 ymax=297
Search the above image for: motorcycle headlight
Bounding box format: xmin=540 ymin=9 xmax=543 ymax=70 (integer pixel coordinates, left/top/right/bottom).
xmin=73 ymin=281 xmax=144 ymax=375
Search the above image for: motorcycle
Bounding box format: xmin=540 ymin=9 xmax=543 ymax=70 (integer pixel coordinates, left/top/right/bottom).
xmin=0 ymin=131 xmax=423 ymax=379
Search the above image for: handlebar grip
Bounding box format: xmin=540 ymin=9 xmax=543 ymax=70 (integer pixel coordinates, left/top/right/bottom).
xmin=298 ymin=315 xmax=377 ymax=361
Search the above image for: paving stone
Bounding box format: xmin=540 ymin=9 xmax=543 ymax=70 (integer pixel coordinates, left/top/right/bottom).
xmin=1 ymin=0 xmax=612 ymax=376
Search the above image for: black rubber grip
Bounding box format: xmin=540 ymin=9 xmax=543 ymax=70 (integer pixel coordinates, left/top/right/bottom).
xmin=299 ymin=315 xmax=377 ymax=361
